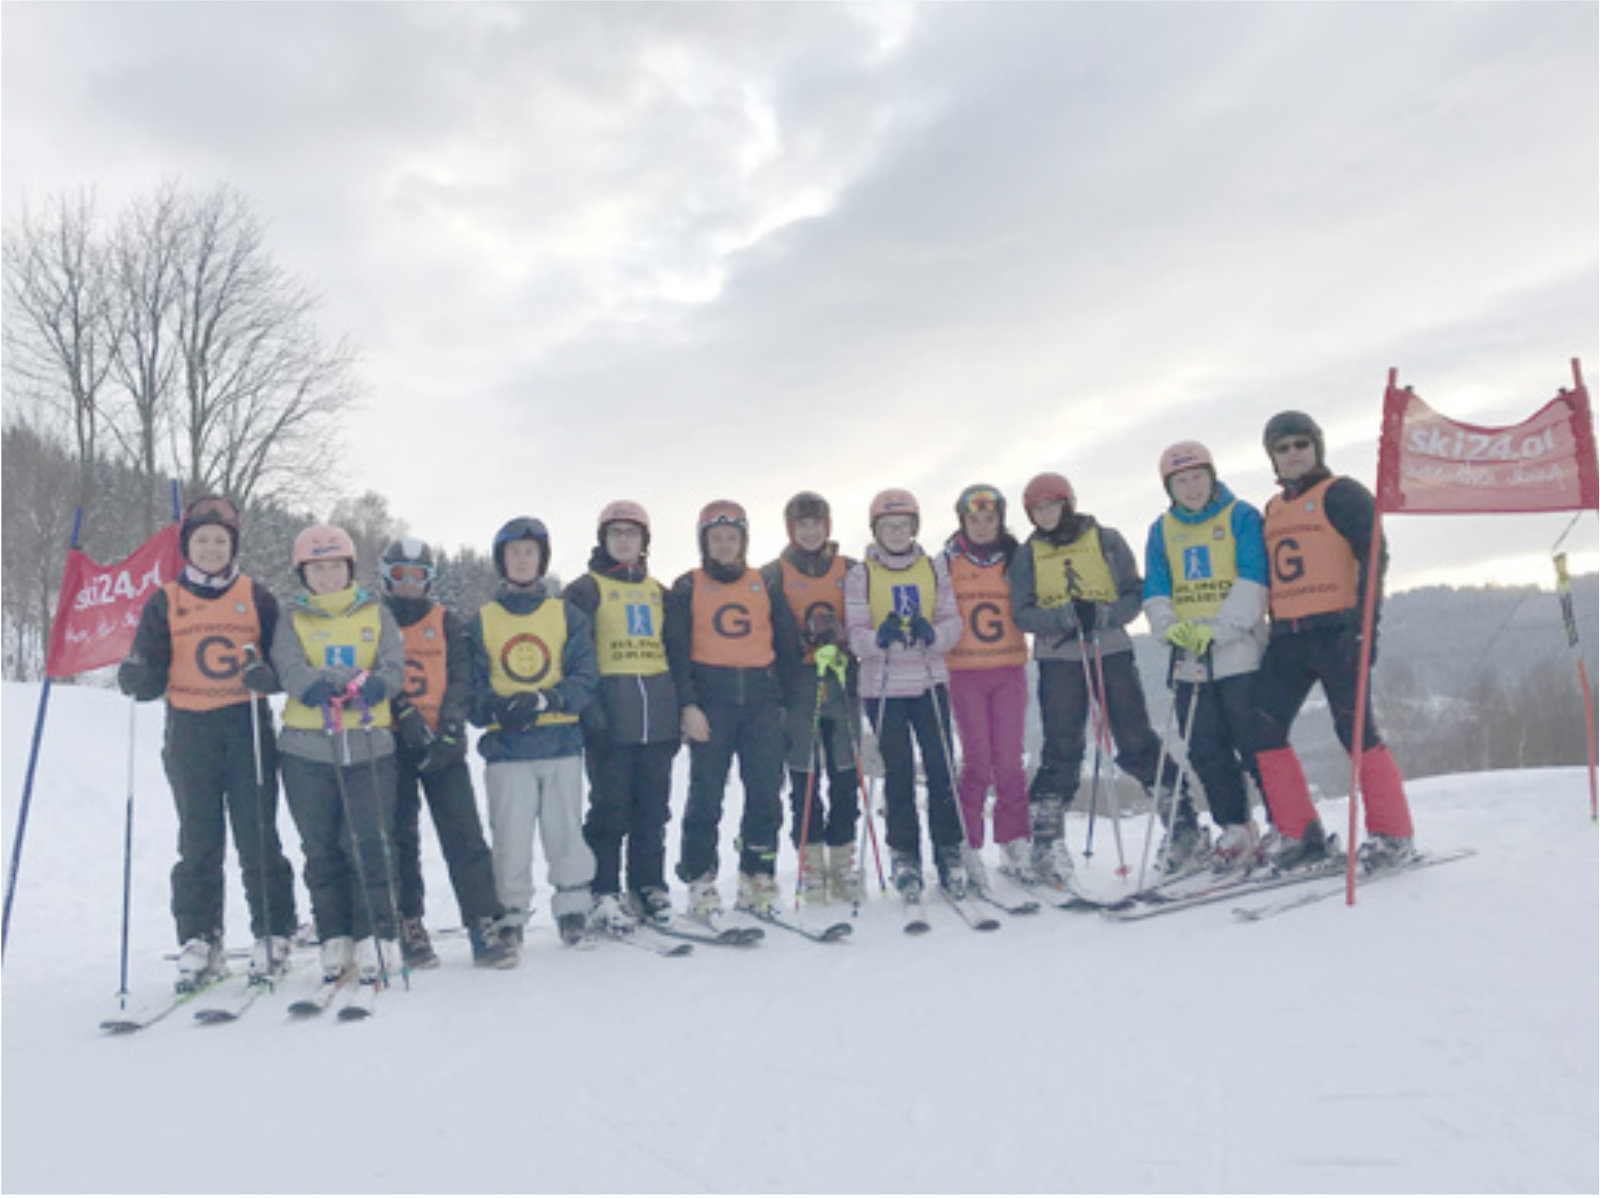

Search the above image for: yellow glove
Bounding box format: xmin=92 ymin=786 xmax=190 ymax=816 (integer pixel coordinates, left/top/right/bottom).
xmin=1164 ymin=621 xmax=1214 ymax=656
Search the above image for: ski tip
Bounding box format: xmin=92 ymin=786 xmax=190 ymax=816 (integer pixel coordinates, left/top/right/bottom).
xmin=193 ymin=1009 xmax=238 ymax=1025
xmin=336 ymin=1007 xmax=372 ymax=1022
xmin=822 ymin=923 xmax=853 ymax=941
xmin=665 ymin=943 xmax=694 ymax=957
xmin=903 ymin=921 xmax=932 ymax=935
xmin=99 ymin=1020 xmax=143 ymax=1035
xmin=975 ymin=919 xmax=1002 ymax=932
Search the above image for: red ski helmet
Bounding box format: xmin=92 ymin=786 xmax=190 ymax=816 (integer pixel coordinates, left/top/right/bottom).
xmin=1022 ymin=472 xmax=1075 ymax=515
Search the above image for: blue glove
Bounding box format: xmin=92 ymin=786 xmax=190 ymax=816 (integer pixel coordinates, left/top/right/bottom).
xmin=301 ymin=679 xmax=338 ymax=708
xmin=908 ymin=614 xmax=936 ymax=647
xmin=875 ymin=615 xmax=904 ymax=650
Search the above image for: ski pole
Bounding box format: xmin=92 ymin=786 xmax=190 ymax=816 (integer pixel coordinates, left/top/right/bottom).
xmin=1149 ymin=656 xmax=1205 ymax=883
xmin=243 ymin=647 xmax=279 ymax=982
xmin=323 ymin=693 xmax=395 ymax=989
xmin=1136 ymin=647 xmax=1183 ymax=892
xmin=1087 ymin=635 xmax=1130 ymax=875
xmin=923 ymin=659 xmax=980 ymax=879
xmin=117 ymin=699 xmax=137 ymax=1010
xmin=792 ymin=672 xmax=827 ymax=910
xmin=352 ymin=680 xmax=409 ymax=990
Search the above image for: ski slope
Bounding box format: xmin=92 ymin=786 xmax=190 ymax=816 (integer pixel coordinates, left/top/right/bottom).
xmin=2 ymin=681 xmax=1595 ymax=1193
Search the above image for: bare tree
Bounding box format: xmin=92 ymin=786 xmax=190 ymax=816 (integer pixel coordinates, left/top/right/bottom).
xmin=170 ymin=185 xmax=357 ymax=510
xmin=2 ymin=189 xmax=120 ymax=506
xmin=105 ymin=180 xmax=185 ymax=537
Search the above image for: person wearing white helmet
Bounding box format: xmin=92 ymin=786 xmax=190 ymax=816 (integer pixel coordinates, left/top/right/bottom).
xmin=269 ymin=522 xmax=408 ymax=998
xmin=1143 ymin=441 xmax=1271 ymax=871
xmin=844 ymin=488 xmax=966 ymax=901
xmin=467 ymin=516 xmax=600 ymax=955
xmin=118 ymin=494 xmax=300 ymax=993
xmin=564 ymin=501 xmax=682 ymax=932
xmin=378 ymin=537 xmax=514 ymax=970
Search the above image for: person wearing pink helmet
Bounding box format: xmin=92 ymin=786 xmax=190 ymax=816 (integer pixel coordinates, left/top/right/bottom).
xmin=845 ymin=488 xmax=966 ymax=901
xmin=564 ymin=501 xmax=682 ymax=932
xmin=1143 ymin=441 xmax=1271 ymax=871
xmin=269 ymin=522 xmax=408 ymax=999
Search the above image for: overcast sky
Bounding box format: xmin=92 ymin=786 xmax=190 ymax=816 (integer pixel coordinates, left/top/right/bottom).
xmin=5 ymin=2 xmax=1596 ymax=594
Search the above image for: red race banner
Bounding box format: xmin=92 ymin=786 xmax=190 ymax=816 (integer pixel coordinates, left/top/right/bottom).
xmin=44 ymin=525 xmax=184 ymax=678
xmin=1376 ymin=366 xmax=1599 ymax=515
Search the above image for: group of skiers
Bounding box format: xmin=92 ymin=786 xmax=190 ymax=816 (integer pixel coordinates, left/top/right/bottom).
xmin=118 ymin=408 xmax=1417 ymax=996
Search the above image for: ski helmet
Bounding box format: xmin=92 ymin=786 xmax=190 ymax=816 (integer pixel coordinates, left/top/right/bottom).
xmin=954 ymin=483 xmax=1007 ymax=526
xmin=1262 ymin=411 xmax=1325 ymax=466
xmin=1022 ymin=472 xmax=1075 ymax=515
xmin=597 ymin=500 xmax=651 ymax=553
xmin=1159 ymin=441 xmax=1216 ymax=494
xmin=380 ymin=536 xmax=436 ymax=593
xmin=783 ymin=491 xmax=831 ymax=539
xmin=292 ymin=524 xmax=357 ymax=586
xmin=697 ymin=500 xmax=749 ymax=559
xmin=869 ymin=488 xmax=920 ymax=535
xmin=492 ymin=516 xmax=550 ymax=579
xmin=180 ymin=494 xmax=242 ymax=564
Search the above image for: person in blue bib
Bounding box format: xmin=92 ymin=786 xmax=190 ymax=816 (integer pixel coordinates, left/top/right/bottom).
xmin=1142 ymin=441 xmax=1270 ymax=871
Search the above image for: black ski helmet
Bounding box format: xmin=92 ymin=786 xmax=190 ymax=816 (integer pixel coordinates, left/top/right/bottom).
xmin=783 ymin=491 xmax=831 ymax=540
xmin=1262 ymin=411 xmax=1325 ymax=467
xmin=180 ymin=494 xmax=242 ymax=564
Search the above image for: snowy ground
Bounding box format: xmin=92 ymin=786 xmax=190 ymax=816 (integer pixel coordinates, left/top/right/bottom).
xmin=2 ymin=680 xmax=1596 ymax=1194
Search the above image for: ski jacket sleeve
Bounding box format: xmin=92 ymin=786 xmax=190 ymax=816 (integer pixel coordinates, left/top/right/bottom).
xmin=930 ymin=552 xmax=962 ymax=654
xmin=844 ymin=561 xmax=874 ymax=662
xmin=1099 ymin=527 xmax=1145 ymax=631
xmin=664 ymin=572 xmax=698 ymax=709
xmin=1141 ymin=517 xmax=1177 ymax=642
xmin=563 ymin=573 xmax=598 ymax=619
xmin=552 ymin=603 xmax=599 ymax=717
xmin=767 ymin=571 xmax=803 ymax=694
xmin=439 ymin=607 xmax=474 ymax=732
xmin=465 ymin=610 xmax=497 ymax=729
xmin=370 ymin=604 xmax=407 ymax=704
xmin=1325 ymin=477 xmax=1386 ymax=626
xmin=117 ymin=588 xmax=173 ymax=702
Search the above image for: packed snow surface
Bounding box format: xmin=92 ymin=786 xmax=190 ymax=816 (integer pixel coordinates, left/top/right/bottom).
xmin=2 ymin=681 xmax=1596 ymax=1193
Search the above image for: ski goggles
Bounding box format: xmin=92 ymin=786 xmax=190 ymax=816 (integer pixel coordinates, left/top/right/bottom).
xmin=185 ymin=496 xmax=240 ymax=525
xmin=958 ymin=487 xmax=1003 ymax=514
xmin=701 ymin=508 xmax=748 ymax=531
xmin=1272 ymin=437 xmax=1314 ymax=454
xmin=383 ymin=561 xmax=436 ymax=586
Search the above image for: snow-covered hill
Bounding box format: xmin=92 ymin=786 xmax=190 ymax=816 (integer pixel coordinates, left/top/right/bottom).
xmin=2 ymin=681 xmax=1595 ymax=1193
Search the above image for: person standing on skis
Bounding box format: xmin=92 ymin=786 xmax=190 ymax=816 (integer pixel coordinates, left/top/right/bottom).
xmin=844 ymin=489 xmax=966 ymax=900
xmin=667 ymin=500 xmax=802 ymax=920
xmin=378 ymin=537 xmax=515 ymax=970
xmin=1254 ymin=412 xmax=1416 ymax=872
xmin=468 ymin=517 xmax=599 ymax=953
xmin=940 ymin=484 xmax=1032 ymax=890
xmin=760 ymin=491 xmax=864 ymax=906
xmin=270 ymin=523 xmax=407 ymax=991
xmin=564 ymin=501 xmax=682 ymax=932
xmin=1142 ymin=442 xmax=1270 ymax=870
xmin=118 ymin=494 xmax=300 ymax=992
xmin=1007 ymin=472 xmax=1193 ymax=887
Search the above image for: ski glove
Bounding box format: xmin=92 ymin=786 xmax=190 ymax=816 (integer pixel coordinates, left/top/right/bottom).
xmin=301 ymin=679 xmax=339 ymax=709
xmin=241 ymin=658 xmax=278 ymax=694
xmin=1072 ymin=600 xmax=1099 ymax=634
xmin=419 ymin=725 xmax=468 ymax=773
xmin=355 ymin=673 xmax=388 ymax=706
xmin=907 ymin=614 xmax=937 ymax=647
xmin=875 ymin=614 xmax=905 ymax=650
xmin=392 ymin=699 xmax=435 ymax=754
xmin=1164 ymin=621 xmax=1214 ymax=657
xmin=499 ymin=689 xmax=556 ymax=730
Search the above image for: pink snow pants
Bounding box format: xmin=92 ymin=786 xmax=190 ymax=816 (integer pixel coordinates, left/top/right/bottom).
xmin=948 ymin=665 xmax=1030 ymax=848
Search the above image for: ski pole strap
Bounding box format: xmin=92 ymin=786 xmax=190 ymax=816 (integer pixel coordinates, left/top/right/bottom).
xmin=320 ymin=697 xmax=343 ymax=735
xmin=813 ymin=644 xmax=848 ymax=685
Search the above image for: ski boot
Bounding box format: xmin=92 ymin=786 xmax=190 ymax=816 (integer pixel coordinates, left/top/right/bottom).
xmin=736 ymin=871 xmax=781 ymax=915
xmin=557 ymin=912 xmax=592 ymax=948
xmin=1155 ymin=818 xmax=1209 ymax=874
xmin=589 ymin=893 xmax=638 ymax=935
xmin=469 ymin=917 xmax=518 ymax=969
xmin=890 ymin=850 xmax=924 ymax=900
xmin=354 ymin=936 xmax=402 ymax=986
xmin=247 ymin=934 xmax=292 ymax=984
xmin=686 ymin=875 xmax=723 ymax=923
xmin=399 ymin=917 xmax=440 ymax=970
xmin=961 ymin=844 xmax=991 ymax=895
xmin=935 ymin=843 xmax=970 ymax=899
xmin=798 ymin=844 xmax=829 ymax=905
xmin=997 ymin=838 xmax=1036 ymax=885
xmin=318 ymin=935 xmax=354 ymax=984
xmin=175 ymin=934 xmax=227 ymax=993
xmin=1212 ymin=822 xmax=1262 ymax=871
xmin=1266 ymin=819 xmax=1331 ymax=872
xmin=630 ymin=885 xmax=673 ymax=925
xmin=1357 ymin=834 xmax=1417 ymax=874
xmin=827 ymin=842 xmax=865 ymax=905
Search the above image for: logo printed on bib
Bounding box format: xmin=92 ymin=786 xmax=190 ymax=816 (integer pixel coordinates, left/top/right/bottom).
xmin=501 ymin=632 xmax=553 ymax=685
